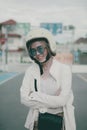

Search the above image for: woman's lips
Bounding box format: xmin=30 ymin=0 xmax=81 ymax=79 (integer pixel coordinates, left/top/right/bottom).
xmin=36 ymin=55 xmax=46 ymax=62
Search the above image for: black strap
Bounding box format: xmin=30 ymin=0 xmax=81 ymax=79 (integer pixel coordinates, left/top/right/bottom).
xmin=34 ymin=79 xmax=38 ymax=91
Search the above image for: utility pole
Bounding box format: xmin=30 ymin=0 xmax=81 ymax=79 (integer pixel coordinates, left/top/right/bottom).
xmin=2 ymin=26 xmax=8 ymax=64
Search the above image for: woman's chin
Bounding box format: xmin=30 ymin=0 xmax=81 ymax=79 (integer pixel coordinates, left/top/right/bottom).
xmin=38 ymin=58 xmax=46 ymax=63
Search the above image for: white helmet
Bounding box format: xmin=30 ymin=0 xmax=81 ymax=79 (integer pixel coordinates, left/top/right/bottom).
xmin=26 ymin=28 xmax=57 ymax=52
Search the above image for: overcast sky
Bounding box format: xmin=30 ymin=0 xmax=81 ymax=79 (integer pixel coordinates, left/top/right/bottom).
xmin=0 ymin=0 xmax=87 ymax=40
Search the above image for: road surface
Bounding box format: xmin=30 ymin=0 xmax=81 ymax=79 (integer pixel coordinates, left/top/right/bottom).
xmin=0 ymin=72 xmax=87 ymax=130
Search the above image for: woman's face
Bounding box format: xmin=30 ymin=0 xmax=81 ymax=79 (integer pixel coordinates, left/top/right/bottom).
xmin=30 ymin=41 xmax=48 ymax=63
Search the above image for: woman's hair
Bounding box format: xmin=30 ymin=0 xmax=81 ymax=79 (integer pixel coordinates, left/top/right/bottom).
xmin=26 ymin=37 xmax=56 ymax=75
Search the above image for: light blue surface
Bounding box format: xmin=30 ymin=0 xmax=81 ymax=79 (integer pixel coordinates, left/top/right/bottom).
xmin=0 ymin=72 xmax=18 ymax=83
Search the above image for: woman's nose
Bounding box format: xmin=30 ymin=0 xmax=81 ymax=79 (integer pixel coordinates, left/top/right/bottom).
xmin=36 ymin=51 xmax=40 ymax=55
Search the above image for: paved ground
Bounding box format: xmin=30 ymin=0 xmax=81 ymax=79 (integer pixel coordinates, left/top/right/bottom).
xmin=0 ymin=62 xmax=87 ymax=73
xmin=0 ymin=73 xmax=28 ymax=130
xmin=0 ymin=72 xmax=18 ymax=84
xmin=72 ymin=73 xmax=87 ymax=130
xmin=0 ymin=72 xmax=87 ymax=130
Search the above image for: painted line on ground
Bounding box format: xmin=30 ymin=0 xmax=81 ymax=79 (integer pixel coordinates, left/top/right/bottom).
xmin=77 ymin=74 xmax=87 ymax=83
xmin=0 ymin=72 xmax=21 ymax=85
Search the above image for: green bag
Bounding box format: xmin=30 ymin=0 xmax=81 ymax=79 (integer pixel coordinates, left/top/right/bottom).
xmin=38 ymin=112 xmax=63 ymax=130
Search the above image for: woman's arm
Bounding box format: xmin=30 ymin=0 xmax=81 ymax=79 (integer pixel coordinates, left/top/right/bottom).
xmin=20 ymin=68 xmax=45 ymax=109
xmin=28 ymin=65 xmax=72 ymax=108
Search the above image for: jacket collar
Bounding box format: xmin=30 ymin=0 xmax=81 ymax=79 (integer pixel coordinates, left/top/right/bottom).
xmin=33 ymin=58 xmax=61 ymax=81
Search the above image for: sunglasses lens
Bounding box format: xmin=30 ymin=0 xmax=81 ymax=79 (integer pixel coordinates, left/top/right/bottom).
xmin=30 ymin=49 xmax=36 ymax=57
xmin=37 ymin=46 xmax=45 ymax=54
xmin=29 ymin=46 xmax=45 ymax=57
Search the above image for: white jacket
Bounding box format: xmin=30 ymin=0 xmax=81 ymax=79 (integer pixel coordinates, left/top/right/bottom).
xmin=20 ymin=58 xmax=76 ymax=130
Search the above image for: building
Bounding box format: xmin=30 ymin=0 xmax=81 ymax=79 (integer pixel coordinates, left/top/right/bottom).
xmin=0 ymin=19 xmax=30 ymax=64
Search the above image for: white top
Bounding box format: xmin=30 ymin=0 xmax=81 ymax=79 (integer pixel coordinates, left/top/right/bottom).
xmin=40 ymin=74 xmax=63 ymax=113
xmin=40 ymin=74 xmax=58 ymax=95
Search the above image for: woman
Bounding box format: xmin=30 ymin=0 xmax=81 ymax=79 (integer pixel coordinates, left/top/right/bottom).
xmin=20 ymin=28 xmax=76 ymax=130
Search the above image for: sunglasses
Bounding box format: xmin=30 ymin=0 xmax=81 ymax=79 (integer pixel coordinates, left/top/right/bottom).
xmin=29 ymin=46 xmax=46 ymax=57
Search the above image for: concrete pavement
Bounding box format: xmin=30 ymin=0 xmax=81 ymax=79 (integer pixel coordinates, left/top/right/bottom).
xmin=0 ymin=62 xmax=87 ymax=130
xmin=0 ymin=63 xmax=87 ymax=73
xmin=0 ymin=73 xmax=87 ymax=130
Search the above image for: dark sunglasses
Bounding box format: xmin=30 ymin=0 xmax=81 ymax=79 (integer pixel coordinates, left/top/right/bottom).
xmin=29 ymin=46 xmax=46 ymax=57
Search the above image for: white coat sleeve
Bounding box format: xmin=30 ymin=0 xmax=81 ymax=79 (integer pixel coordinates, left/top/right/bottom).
xmin=29 ymin=65 xmax=72 ymax=108
xmin=20 ymin=68 xmax=45 ymax=109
